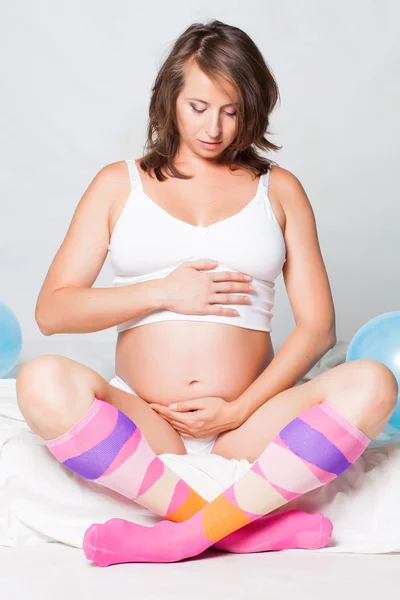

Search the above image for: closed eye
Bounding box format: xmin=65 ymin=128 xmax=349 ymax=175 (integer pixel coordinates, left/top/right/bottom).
xmin=190 ymin=104 xmax=236 ymax=118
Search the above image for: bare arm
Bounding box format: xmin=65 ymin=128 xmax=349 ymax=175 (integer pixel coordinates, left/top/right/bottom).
xmin=39 ymin=283 xmax=166 ymax=335
xmin=36 ymin=161 xmax=165 ymax=336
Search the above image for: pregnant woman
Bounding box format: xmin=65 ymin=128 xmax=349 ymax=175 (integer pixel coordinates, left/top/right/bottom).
xmin=16 ymin=20 xmax=397 ymax=564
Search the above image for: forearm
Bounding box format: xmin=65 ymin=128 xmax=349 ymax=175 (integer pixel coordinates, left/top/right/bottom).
xmin=36 ymin=280 xmax=167 ymax=335
xmin=233 ymin=324 xmax=336 ymax=423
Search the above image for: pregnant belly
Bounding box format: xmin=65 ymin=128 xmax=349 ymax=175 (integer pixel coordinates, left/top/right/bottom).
xmin=115 ymin=321 xmax=274 ymax=405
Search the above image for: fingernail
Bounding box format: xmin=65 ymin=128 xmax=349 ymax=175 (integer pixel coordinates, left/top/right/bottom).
xmin=244 ymin=275 xmax=252 ymax=280
xmin=169 ymin=403 xmax=178 ymax=410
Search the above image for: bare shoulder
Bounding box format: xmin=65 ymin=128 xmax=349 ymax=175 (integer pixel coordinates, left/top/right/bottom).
xmin=269 ymin=166 xmax=311 ymax=210
xmin=95 ymin=160 xmax=131 ymax=236
xmin=268 ymin=166 xmax=313 ymax=235
xmin=94 ymin=160 xmax=130 ymax=194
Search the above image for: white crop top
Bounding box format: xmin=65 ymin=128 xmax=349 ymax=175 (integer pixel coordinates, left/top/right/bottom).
xmin=108 ymin=159 xmax=286 ymax=333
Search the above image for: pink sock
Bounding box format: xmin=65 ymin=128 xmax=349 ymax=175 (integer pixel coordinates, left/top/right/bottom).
xmin=44 ymin=396 xmax=331 ymax=557
xmin=83 ymin=509 xmax=333 ymax=565
xmin=83 ymin=401 xmax=368 ymax=565
xmin=214 ymin=509 xmax=333 ymax=553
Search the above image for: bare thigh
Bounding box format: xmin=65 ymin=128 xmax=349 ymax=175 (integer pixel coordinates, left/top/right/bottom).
xmin=212 ymin=359 xmax=398 ymax=462
xmin=16 ymin=354 xmax=187 ymax=455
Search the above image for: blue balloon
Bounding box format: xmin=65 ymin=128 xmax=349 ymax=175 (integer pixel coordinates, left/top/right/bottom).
xmin=346 ymin=311 xmax=400 ymax=434
xmin=0 ymin=302 xmax=22 ymax=378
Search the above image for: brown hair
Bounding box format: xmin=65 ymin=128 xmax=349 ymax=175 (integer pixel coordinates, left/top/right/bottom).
xmin=139 ymin=19 xmax=282 ymax=181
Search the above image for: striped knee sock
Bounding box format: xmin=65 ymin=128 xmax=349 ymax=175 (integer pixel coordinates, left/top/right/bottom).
xmin=83 ymin=400 xmax=370 ymax=565
xmin=46 ymin=397 xmax=331 ymax=554
xmin=45 ymin=397 xmax=207 ymax=520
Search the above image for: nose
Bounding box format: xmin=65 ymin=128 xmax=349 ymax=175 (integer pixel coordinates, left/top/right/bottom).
xmin=205 ymin=112 xmax=222 ymax=139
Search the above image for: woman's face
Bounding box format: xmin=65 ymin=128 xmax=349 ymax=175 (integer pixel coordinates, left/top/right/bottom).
xmin=175 ymin=61 xmax=238 ymax=164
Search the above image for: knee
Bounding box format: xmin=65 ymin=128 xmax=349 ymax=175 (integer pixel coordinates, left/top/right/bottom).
xmin=351 ymin=359 xmax=398 ymax=418
xmin=16 ymin=355 xmax=66 ymax=414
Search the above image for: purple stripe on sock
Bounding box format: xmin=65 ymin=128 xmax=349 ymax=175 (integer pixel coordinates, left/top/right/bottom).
xmin=280 ymin=418 xmax=352 ymax=475
xmin=63 ymin=410 xmax=136 ymax=479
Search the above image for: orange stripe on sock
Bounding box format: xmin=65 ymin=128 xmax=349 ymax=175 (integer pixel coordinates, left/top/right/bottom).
xmin=202 ymin=495 xmax=250 ymax=542
xmin=166 ymin=488 xmax=208 ymax=522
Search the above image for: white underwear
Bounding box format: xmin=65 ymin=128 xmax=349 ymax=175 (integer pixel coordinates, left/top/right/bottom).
xmin=108 ymin=375 xmax=218 ymax=456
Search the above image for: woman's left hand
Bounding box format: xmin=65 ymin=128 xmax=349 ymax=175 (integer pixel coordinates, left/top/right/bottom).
xmin=149 ymin=396 xmax=242 ymax=438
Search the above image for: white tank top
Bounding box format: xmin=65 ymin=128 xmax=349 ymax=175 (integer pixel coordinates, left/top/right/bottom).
xmin=108 ymin=159 xmax=286 ymax=333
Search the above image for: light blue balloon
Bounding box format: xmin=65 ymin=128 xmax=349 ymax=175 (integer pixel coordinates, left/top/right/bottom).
xmin=346 ymin=311 xmax=400 ymax=440
xmin=0 ymin=302 xmax=22 ymax=378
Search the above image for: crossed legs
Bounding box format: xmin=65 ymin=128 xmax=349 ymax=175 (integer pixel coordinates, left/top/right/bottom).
xmin=16 ymin=356 xmax=397 ymax=564
xmin=81 ymin=359 xmax=397 ymax=564
xmin=16 ymin=355 xmax=333 ymax=553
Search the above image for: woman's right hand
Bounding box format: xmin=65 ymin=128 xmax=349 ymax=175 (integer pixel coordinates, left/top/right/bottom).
xmin=161 ymin=259 xmax=254 ymax=316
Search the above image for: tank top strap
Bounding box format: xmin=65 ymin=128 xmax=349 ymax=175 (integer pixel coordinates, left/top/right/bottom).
xmin=125 ymin=159 xmax=142 ymax=193
xmin=260 ymin=166 xmax=272 ymax=190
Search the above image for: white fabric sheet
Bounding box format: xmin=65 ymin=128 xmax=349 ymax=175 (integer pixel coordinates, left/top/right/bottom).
xmin=1 ymin=342 xmax=400 ymax=554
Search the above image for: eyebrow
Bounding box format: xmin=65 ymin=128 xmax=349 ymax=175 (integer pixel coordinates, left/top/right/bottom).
xmin=187 ymin=97 xmax=238 ymax=108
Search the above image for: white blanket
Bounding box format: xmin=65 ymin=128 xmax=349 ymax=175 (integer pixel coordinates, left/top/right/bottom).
xmin=1 ymin=344 xmax=400 ymax=554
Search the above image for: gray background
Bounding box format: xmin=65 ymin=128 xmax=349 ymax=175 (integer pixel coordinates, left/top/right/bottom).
xmin=1 ymin=0 xmax=399 ymax=347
